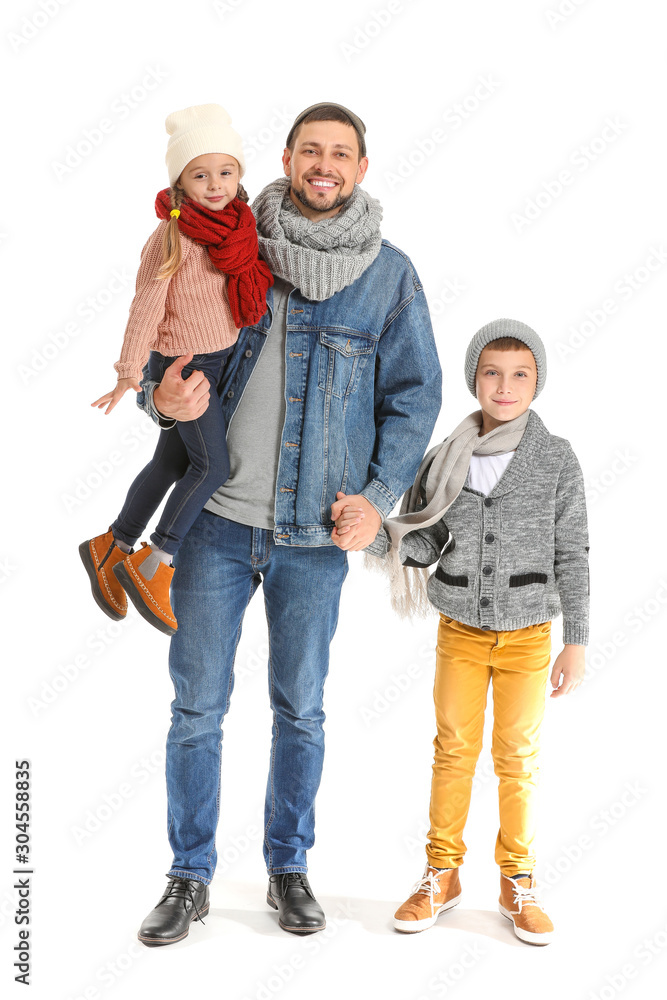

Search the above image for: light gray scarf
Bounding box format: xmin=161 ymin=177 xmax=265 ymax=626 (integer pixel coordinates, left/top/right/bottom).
xmin=371 ymin=409 xmax=530 ymax=617
xmin=251 ymin=177 xmax=383 ymax=301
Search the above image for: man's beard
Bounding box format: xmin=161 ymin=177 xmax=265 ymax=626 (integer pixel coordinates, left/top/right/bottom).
xmin=291 ymin=176 xmax=353 ymax=214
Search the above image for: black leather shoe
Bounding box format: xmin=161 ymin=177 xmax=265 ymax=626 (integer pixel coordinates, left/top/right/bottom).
xmin=138 ymin=876 xmax=210 ymax=946
xmin=267 ymin=872 xmax=326 ymax=934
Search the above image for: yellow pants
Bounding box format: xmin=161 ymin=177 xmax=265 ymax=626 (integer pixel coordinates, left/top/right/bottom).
xmin=426 ymin=615 xmax=552 ymax=876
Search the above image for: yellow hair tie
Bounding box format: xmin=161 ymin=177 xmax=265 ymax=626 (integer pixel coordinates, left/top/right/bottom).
xmin=170 ymin=209 xmax=180 ymax=219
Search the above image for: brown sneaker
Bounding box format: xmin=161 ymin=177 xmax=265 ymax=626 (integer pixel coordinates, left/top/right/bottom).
xmin=499 ymin=873 xmax=554 ymax=945
xmin=393 ymin=866 xmax=462 ymax=933
xmin=113 ymin=543 xmax=177 ymax=636
xmin=79 ymin=529 xmax=128 ymax=621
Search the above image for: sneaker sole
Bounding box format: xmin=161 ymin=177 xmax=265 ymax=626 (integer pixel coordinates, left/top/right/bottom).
xmin=137 ymin=903 xmax=210 ymax=947
xmin=79 ymin=542 xmax=126 ymax=622
xmin=266 ymin=892 xmax=326 ymax=934
xmin=114 ymin=563 xmax=177 ymax=636
xmin=393 ymin=893 xmax=462 ymax=933
xmin=498 ymin=904 xmax=554 ymax=945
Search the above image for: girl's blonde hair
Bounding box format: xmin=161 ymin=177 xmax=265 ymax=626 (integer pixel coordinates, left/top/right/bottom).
xmin=156 ymin=181 xmax=250 ymax=281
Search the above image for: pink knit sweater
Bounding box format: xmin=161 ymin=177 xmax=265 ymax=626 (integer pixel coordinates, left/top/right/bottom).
xmin=114 ymin=222 xmax=239 ymax=380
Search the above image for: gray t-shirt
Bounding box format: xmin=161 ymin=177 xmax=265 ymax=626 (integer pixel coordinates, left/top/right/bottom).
xmin=203 ymin=277 xmax=291 ymax=530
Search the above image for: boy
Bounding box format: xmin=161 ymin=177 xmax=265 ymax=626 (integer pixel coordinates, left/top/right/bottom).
xmin=338 ymin=319 xmax=589 ymax=944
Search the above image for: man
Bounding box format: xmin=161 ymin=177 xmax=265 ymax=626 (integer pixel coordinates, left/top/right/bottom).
xmin=135 ymin=102 xmax=441 ymax=945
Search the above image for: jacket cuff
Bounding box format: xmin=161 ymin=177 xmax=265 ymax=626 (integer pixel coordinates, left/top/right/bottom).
xmin=142 ymin=381 xmax=176 ymax=429
xmin=360 ymin=480 xmax=398 ymax=520
xmin=563 ymin=622 xmax=589 ymax=646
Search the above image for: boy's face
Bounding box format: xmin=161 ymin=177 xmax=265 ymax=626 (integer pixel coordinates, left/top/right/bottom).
xmin=475 ymin=346 xmax=537 ymax=432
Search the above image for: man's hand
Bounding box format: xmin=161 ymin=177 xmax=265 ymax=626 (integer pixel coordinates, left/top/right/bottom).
xmin=153 ymin=352 xmax=211 ymax=421
xmin=92 ymin=377 xmax=141 ymax=415
xmin=330 ymin=491 xmax=382 ymax=551
xmin=550 ymin=644 xmax=585 ymax=698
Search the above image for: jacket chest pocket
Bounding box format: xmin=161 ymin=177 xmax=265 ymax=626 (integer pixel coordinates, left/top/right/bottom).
xmin=317 ymin=330 xmax=375 ymax=399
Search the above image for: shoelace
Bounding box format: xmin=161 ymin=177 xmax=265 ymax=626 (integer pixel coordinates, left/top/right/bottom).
xmin=410 ymin=870 xmax=442 ymax=905
xmin=510 ymin=879 xmax=545 ymax=914
xmin=269 ymin=872 xmax=310 ymax=896
xmin=158 ymin=878 xmax=206 ymax=924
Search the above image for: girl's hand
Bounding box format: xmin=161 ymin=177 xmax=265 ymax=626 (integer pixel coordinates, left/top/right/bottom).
xmin=91 ymin=378 xmax=141 ymax=415
xmin=550 ymin=644 xmax=586 ymax=698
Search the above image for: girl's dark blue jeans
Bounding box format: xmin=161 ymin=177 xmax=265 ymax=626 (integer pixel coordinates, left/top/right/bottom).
xmin=111 ymin=348 xmax=233 ymax=556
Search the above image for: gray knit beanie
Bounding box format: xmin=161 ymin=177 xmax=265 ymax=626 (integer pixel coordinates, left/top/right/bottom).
xmin=464 ymin=318 xmax=547 ymax=398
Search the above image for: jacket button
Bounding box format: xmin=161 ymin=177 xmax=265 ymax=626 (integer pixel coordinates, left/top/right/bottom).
xmin=484 ymin=498 xmax=493 ymax=507
xmin=480 ymin=597 xmax=490 ymax=607
xmin=485 ymin=533 xmax=495 ymax=543
xmin=226 ymin=390 xmax=234 ymax=398
xmin=483 ymin=566 xmax=492 ymax=575
xmin=244 ymin=349 xmax=253 ymax=358
xmin=481 ymin=626 xmax=491 ymax=631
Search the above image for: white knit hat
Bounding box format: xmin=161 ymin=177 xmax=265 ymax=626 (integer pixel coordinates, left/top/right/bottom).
xmin=165 ymin=104 xmax=246 ymax=186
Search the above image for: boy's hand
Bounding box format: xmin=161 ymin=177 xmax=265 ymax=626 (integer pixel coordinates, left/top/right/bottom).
xmin=91 ymin=377 xmax=141 ymax=415
xmin=330 ymin=492 xmax=382 ymax=551
xmin=550 ymin=644 xmax=586 ymax=698
xmin=153 ymin=352 xmax=210 ymax=421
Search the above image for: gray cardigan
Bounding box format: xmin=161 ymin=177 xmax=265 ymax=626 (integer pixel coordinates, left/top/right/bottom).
xmin=394 ymin=411 xmax=589 ymax=644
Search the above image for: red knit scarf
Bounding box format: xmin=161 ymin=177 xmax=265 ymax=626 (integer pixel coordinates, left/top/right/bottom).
xmin=155 ymin=189 xmax=273 ymax=329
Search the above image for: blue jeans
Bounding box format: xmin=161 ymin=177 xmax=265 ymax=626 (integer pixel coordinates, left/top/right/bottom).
xmin=165 ymin=510 xmax=348 ymax=884
xmin=112 ymin=349 xmax=233 ymax=556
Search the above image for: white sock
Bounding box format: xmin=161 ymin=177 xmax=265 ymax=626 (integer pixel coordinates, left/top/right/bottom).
xmin=113 ymin=535 xmax=132 ymax=554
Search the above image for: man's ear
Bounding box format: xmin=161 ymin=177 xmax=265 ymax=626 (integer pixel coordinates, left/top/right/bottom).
xmin=282 ymin=147 xmax=292 ymax=178
xmin=355 ymin=156 xmax=369 ymax=185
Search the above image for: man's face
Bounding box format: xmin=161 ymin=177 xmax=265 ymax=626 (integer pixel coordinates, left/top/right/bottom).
xmin=475 ymin=347 xmax=538 ymax=431
xmin=282 ymin=120 xmax=369 ymax=221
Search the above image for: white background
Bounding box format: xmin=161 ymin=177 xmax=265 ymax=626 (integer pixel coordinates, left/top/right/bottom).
xmin=3 ymin=1 xmax=666 ymax=998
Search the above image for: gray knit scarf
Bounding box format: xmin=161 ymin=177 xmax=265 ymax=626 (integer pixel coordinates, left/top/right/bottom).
xmin=369 ymin=409 xmax=530 ymax=617
xmin=251 ymin=177 xmax=383 ymax=301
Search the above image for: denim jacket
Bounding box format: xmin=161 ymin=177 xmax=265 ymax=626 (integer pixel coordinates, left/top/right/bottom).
xmin=137 ymin=240 xmax=442 ymax=546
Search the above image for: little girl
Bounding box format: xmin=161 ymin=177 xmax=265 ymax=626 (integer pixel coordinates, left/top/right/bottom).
xmin=79 ymin=104 xmax=272 ymax=636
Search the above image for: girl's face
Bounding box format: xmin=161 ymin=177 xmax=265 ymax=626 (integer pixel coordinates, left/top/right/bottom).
xmin=177 ymin=153 xmax=240 ymax=210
